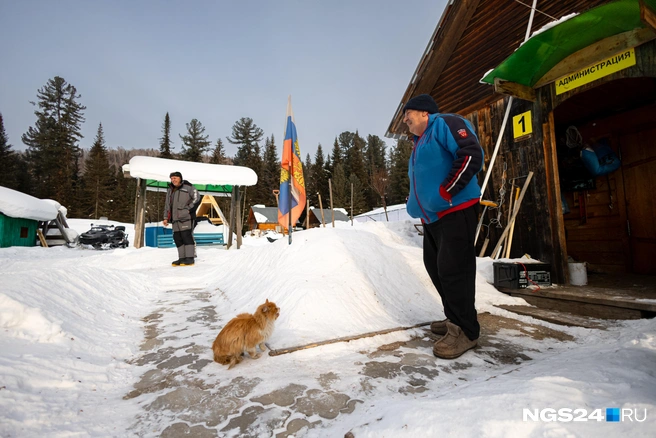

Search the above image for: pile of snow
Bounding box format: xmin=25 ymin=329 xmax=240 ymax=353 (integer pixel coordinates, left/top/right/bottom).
xmin=0 ymin=186 xmax=59 ymax=221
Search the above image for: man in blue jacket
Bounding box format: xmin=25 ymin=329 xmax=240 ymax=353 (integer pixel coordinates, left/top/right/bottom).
xmin=403 ymin=94 xmax=484 ymax=359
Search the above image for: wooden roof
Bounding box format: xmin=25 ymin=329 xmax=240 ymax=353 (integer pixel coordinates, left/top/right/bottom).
xmin=387 ymin=0 xmax=610 ymax=138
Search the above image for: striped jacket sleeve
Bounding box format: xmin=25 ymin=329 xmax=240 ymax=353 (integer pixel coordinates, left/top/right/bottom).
xmin=438 ymin=115 xmax=483 ymax=203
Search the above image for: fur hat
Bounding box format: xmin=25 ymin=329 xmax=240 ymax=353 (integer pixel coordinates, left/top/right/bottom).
xmin=169 ymin=171 xmax=183 ymax=179
xmin=403 ymin=94 xmax=440 ymax=114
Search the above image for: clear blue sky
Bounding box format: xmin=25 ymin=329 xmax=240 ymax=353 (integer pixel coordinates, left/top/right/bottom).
xmin=0 ymin=0 xmax=446 ymax=159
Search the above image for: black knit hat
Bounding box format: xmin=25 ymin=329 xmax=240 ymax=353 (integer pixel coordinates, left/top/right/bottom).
xmin=403 ymin=94 xmax=440 ymax=114
xmin=169 ymin=171 xmax=183 ymax=179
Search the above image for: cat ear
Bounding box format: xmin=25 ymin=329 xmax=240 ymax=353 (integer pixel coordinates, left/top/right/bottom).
xmin=262 ymin=305 xmax=269 ymax=313
xmin=266 ymin=299 xmax=269 ymax=303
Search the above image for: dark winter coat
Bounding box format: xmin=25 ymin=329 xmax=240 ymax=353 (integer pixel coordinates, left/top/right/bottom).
xmin=163 ymin=180 xmax=200 ymax=223
xmin=407 ymin=113 xmax=484 ymax=223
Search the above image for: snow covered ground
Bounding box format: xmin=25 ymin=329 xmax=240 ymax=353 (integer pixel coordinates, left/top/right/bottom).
xmin=0 ymin=219 xmax=654 ymax=437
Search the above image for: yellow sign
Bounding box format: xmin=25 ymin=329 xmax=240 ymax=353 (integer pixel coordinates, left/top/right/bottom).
xmin=513 ymin=110 xmax=532 ymax=139
xmin=555 ymin=48 xmax=636 ymax=95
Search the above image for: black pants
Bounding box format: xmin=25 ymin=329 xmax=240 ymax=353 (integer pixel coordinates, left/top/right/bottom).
xmin=173 ymin=228 xmax=195 ymax=259
xmin=423 ymin=203 xmax=480 ymax=340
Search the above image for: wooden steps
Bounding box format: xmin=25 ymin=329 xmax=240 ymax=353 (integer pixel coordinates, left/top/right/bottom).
xmin=495 ymin=280 xmax=656 ymax=320
xmin=495 ymin=305 xmax=609 ymax=329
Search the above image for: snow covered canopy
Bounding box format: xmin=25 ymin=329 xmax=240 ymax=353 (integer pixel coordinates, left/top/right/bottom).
xmin=480 ymin=0 xmax=656 ymax=88
xmin=124 ymin=156 xmax=258 ymax=194
xmin=0 ymin=186 xmax=59 ymax=221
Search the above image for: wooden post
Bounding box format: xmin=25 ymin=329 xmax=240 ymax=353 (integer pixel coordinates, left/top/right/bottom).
xmin=350 ymin=182 xmax=354 ymax=225
xmin=491 ymin=171 xmax=533 ymax=259
xmin=306 ymin=199 xmax=310 ymax=229
xmin=317 ymin=192 xmax=325 ymax=227
xmin=236 ymin=186 xmax=243 ymax=249
xmin=328 ymin=179 xmax=335 ymax=227
xmin=227 ymin=186 xmax=237 ymax=249
xmin=134 ymin=177 xmax=147 ymax=248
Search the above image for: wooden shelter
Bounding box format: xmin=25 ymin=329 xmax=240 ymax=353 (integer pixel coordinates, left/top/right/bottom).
xmin=308 ymin=208 xmax=350 ymax=228
xmin=388 ymin=0 xmax=656 ymax=283
xmin=123 ymin=156 xmax=257 ymax=249
xmin=247 ymin=206 xmax=280 ymax=232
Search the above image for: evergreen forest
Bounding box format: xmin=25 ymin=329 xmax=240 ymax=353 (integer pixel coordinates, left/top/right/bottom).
xmin=0 ymin=76 xmax=414 ymax=227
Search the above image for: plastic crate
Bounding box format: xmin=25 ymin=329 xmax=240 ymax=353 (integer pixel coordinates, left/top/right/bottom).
xmin=493 ymin=262 xmax=551 ymax=289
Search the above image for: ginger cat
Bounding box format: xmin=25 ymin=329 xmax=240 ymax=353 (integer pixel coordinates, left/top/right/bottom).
xmin=212 ymin=299 xmax=280 ymax=369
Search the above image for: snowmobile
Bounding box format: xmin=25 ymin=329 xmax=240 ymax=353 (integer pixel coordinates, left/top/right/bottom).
xmin=78 ymin=224 xmax=129 ymax=249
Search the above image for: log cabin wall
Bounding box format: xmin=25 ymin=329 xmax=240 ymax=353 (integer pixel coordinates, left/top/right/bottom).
xmin=465 ymin=95 xmax=564 ymax=281
xmin=466 ymin=40 xmax=656 ymax=281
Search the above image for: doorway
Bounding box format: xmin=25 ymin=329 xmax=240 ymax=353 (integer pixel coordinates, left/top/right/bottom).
xmin=554 ymin=77 xmax=656 ymax=275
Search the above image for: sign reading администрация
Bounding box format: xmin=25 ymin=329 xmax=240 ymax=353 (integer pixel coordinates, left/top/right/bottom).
xmin=555 ymin=48 xmax=636 ymax=95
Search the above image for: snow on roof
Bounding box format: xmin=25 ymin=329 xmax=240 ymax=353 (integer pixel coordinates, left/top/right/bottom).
xmin=0 ymin=186 xmax=59 ymax=221
xmin=126 ymin=156 xmax=258 ymax=186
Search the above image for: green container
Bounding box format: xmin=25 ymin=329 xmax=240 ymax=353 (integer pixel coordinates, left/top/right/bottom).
xmin=0 ymin=212 xmax=38 ymax=248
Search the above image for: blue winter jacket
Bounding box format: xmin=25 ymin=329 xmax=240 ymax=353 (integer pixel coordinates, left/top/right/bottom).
xmin=407 ymin=113 xmax=484 ymax=224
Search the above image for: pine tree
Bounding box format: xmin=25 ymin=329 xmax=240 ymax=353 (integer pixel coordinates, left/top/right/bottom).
xmin=113 ymin=168 xmax=136 ymax=223
xmin=261 ymin=134 xmax=279 ymax=206
xmin=82 ymin=123 xmax=115 ymax=219
xmin=227 ymin=117 xmax=264 ymax=167
xmin=344 ymin=132 xmax=370 ymax=209
xmin=22 ymin=76 xmax=86 ymax=208
xmin=365 ymin=134 xmax=388 ymax=207
xmin=349 ymin=173 xmax=368 ymax=216
xmin=227 ymin=117 xmax=265 ymax=208
xmin=303 ymin=152 xmax=315 ymax=208
xmin=210 ymin=138 xmax=227 ymax=164
xmin=388 ymin=139 xmax=413 ymax=205
xmin=0 ymin=112 xmax=20 ymax=190
xmin=159 ymin=112 xmax=173 ymax=158
xmin=330 ymin=163 xmax=348 ymax=209
xmin=313 ymin=144 xmax=329 ymax=209
xmin=329 ymin=137 xmax=342 ymax=174
xmin=180 ymin=118 xmax=211 ymax=162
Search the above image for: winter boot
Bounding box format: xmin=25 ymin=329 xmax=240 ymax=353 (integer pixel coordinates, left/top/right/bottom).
xmin=172 ymin=259 xmax=182 ymax=266
xmin=430 ymin=318 xmax=450 ymax=336
xmin=432 ymin=321 xmax=477 ymax=359
xmin=180 ymin=257 xmax=195 ymax=266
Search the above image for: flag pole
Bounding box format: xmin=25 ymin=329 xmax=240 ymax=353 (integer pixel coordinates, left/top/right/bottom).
xmin=288 ymin=95 xmax=293 ymax=245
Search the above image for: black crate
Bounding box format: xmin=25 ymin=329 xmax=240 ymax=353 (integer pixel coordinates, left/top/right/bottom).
xmin=493 ymin=262 xmax=552 ymax=289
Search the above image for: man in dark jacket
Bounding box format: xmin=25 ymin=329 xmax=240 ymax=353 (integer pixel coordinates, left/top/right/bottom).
xmin=404 ymin=94 xmax=484 ymax=359
xmin=163 ymin=171 xmax=199 ymax=266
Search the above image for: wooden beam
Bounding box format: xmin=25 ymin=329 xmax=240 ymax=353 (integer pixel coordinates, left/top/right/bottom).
xmin=390 ymin=0 xmax=480 ymax=135
xmin=133 ymin=178 xmax=147 ymax=248
xmin=641 ymin=0 xmax=656 ymax=32
xmin=36 ymin=229 xmax=48 ymax=248
xmin=493 ymin=78 xmax=536 ymax=101
xmin=542 ymin=112 xmax=569 ymax=285
xmin=227 ymin=186 xmax=237 ymax=249
xmin=268 ymin=322 xmax=431 ymax=356
xmin=534 ymin=27 xmax=656 ymax=88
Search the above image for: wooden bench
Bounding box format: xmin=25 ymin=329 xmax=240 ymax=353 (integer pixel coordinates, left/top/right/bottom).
xmin=157 ymin=233 xmax=224 ymax=248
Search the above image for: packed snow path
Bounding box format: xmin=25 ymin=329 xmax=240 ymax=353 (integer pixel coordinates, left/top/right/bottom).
xmin=123 ymin=285 xmax=577 ymax=437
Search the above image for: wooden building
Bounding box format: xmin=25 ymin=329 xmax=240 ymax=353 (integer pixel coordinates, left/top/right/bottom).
xmin=388 ymin=0 xmax=656 ymax=283
xmin=308 ymin=208 xmax=350 ymax=228
xmin=247 ymin=206 xmax=281 ymax=232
